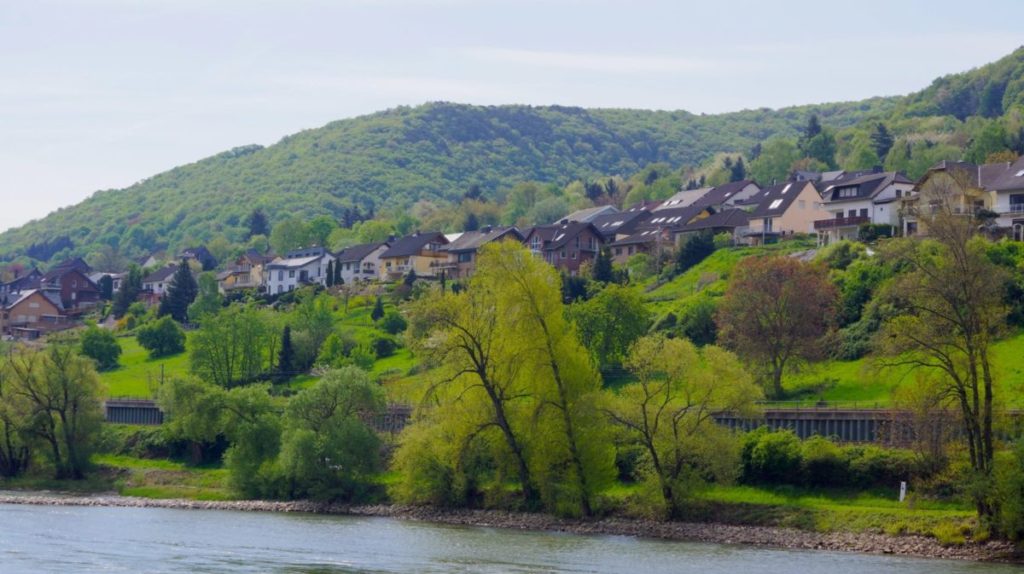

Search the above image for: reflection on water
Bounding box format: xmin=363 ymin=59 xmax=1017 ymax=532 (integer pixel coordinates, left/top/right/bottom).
xmin=0 ymin=503 xmax=1018 ymax=573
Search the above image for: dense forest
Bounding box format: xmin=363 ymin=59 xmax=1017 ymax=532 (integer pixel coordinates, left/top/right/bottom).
xmin=1 ymin=47 xmax=1023 ymax=266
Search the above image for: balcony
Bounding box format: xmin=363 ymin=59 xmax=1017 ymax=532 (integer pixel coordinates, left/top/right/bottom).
xmin=814 ymin=216 xmax=869 ymax=230
xmin=1003 ymin=204 xmax=1024 ymax=216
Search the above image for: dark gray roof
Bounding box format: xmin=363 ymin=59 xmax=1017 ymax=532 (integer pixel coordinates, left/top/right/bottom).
xmin=818 ymin=172 xmax=912 ymax=204
xmin=692 ymin=180 xmax=759 ymax=209
xmin=587 ymin=210 xmax=652 ymax=241
xmin=558 ymin=205 xmax=618 ymax=223
xmin=986 ymin=157 xmax=1024 ymax=192
xmin=611 ymin=228 xmax=666 ymax=247
xmin=677 ymin=208 xmax=750 ymax=231
xmin=3 ymin=288 xmax=64 ymax=312
xmin=143 ymin=266 xmax=178 ymax=283
xmin=379 ymin=232 xmax=448 ymax=258
xmin=525 ymin=221 xmax=600 ymax=251
xmin=336 ymin=242 xmax=389 ymax=263
xmin=443 ymin=226 xmax=522 ymax=253
xmin=634 ymin=204 xmax=708 ymax=230
xmin=750 ymin=181 xmax=813 ymax=218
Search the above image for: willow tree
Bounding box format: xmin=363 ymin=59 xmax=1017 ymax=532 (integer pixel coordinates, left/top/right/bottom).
xmin=406 ymin=281 xmax=539 ymax=507
xmin=606 ymin=335 xmax=761 ymax=517
xmin=481 ymin=241 xmax=615 ymax=517
xmin=876 ymin=173 xmax=1009 ymax=519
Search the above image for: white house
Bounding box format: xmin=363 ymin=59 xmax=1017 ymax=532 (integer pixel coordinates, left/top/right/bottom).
xmin=334 ymin=242 xmax=389 ymax=284
xmin=264 ymin=247 xmax=331 ymax=294
xmin=142 ymin=266 xmax=178 ymax=297
xmin=814 ymin=170 xmax=915 ymax=244
xmin=988 ymin=156 xmax=1024 ymax=241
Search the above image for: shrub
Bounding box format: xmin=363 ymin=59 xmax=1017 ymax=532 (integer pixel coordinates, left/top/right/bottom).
xmin=677 ymin=296 xmax=718 ymax=346
xmin=350 ymin=346 xmax=375 ymax=370
xmin=801 ymin=436 xmax=848 ymax=486
xmin=995 ymin=440 xmax=1024 ymax=541
xmin=371 ymin=334 xmax=398 ymax=358
xmin=845 ymin=445 xmax=918 ymax=488
xmin=136 ymin=316 xmax=186 ymax=358
xmin=380 ymin=310 xmax=408 ymax=335
xmin=741 ymin=428 xmax=802 ymax=484
xmin=79 ymin=326 xmax=121 ymax=371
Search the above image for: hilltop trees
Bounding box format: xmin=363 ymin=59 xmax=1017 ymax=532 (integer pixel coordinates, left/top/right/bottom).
xmin=717 ymin=256 xmax=838 ymax=399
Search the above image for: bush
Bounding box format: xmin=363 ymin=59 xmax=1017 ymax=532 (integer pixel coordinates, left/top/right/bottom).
xmin=80 ymin=326 xmax=121 ymax=371
xmin=677 ymin=296 xmax=718 ymax=346
xmin=741 ymin=428 xmax=802 ymax=484
xmin=844 ymin=445 xmax=919 ymax=488
xmin=371 ymin=334 xmax=398 ymax=358
xmin=996 ymin=440 xmax=1024 ymax=541
xmin=350 ymin=346 xmax=376 ymax=370
xmin=380 ymin=310 xmax=408 ymax=335
xmin=136 ymin=317 xmax=186 ymax=358
xmin=801 ymin=436 xmax=848 ymax=486
xmin=676 ymin=233 xmax=715 ymax=275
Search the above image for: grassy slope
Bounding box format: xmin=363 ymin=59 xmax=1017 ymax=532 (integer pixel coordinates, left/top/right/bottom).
xmin=100 ymin=335 xmax=191 ymax=398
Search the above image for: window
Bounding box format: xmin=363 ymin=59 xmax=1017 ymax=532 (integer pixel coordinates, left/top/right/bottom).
xmin=768 ymin=199 xmax=783 ymax=210
xmin=29 ymin=302 xmax=39 ymax=309
xmin=848 ymin=210 xmax=857 ymax=218
xmin=278 ymin=271 xmax=284 ymax=281
xmin=614 ymin=248 xmax=622 ymax=256
xmin=798 ymin=200 xmax=806 ymax=209
xmin=289 ymin=270 xmax=295 ymax=278
xmin=571 ymin=251 xmax=577 ymax=260
xmin=1017 ymin=169 xmax=1024 ymax=177
xmin=560 ymin=250 xmax=566 ymax=259
xmin=575 ymin=236 xmax=580 ymax=248
xmin=763 ymin=218 xmax=774 ymax=232
xmin=895 ymin=190 xmax=902 ymax=198
xmin=458 ymin=252 xmax=472 ymax=263
xmin=860 ymin=209 xmax=868 ymax=218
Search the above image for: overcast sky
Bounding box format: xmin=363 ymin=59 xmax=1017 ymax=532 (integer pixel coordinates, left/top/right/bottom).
xmin=1 ymin=0 xmax=1021 ymax=233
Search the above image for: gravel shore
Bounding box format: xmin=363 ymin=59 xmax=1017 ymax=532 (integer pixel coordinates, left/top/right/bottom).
xmin=0 ymin=493 xmax=1017 ymax=562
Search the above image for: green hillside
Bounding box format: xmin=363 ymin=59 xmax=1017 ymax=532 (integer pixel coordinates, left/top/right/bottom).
xmin=2 ymin=47 xmax=1023 ymax=265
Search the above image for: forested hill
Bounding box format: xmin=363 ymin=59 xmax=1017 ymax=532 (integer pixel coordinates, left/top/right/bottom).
xmin=2 ymin=46 xmax=1023 ymax=264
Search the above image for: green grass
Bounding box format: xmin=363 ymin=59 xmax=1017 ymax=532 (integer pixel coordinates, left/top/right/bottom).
xmin=92 ymin=454 xmax=233 ymax=501
xmin=100 ymin=336 xmax=190 ymax=398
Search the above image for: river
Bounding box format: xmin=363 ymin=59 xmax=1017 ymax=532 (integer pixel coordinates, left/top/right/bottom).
xmin=0 ymin=503 xmax=1019 ymax=573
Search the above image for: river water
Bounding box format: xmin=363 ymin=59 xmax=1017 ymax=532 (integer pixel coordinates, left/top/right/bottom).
xmin=0 ymin=503 xmax=1019 ymax=573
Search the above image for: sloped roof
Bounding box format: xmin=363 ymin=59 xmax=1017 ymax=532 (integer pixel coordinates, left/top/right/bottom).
xmin=558 ymin=205 xmax=618 ymax=223
xmin=587 ymin=210 xmax=652 ymax=241
xmin=818 ymin=172 xmax=912 ymax=204
xmin=610 ymin=228 xmax=667 ymax=247
xmin=692 ymin=180 xmax=759 ymax=208
xmin=986 ymin=157 xmax=1024 ymax=191
xmin=750 ymin=181 xmax=814 ymax=218
xmin=380 ymin=231 xmax=448 ymax=258
xmin=635 ymin=204 xmax=708 ymax=230
xmin=4 ymin=289 xmax=64 ymax=312
xmin=265 ymin=255 xmax=324 ymax=270
xmin=336 ymin=242 xmax=389 ymax=263
xmin=526 ymin=221 xmax=599 ymax=251
xmin=655 ymin=187 xmax=713 ymax=211
xmin=677 ymin=208 xmax=750 ymax=231
xmin=143 ymin=265 xmax=179 ymax=283
xmin=443 ymin=226 xmax=523 ymax=253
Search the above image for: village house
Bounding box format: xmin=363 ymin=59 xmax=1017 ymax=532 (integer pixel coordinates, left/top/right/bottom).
xmin=656 ymin=187 xmax=713 ymax=211
xmin=986 ymin=156 xmax=1024 ymax=241
xmin=745 ymin=180 xmax=823 ymax=245
xmin=264 ymin=247 xmax=332 ymax=294
xmin=0 ymin=268 xmax=43 ymax=297
xmin=378 ymin=231 xmax=450 ymax=281
xmin=901 ymin=160 xmax=1008 ymax=237
xmin=813 ymin=169 xmax=915 ymax=245
xmin=217 ymin=251 xmax=272 ymax=293
xmin=334 ymin=242 xmax=390 ymax=284
xmin=179 ymin=245 xmax=218 ymax=270
xmin=41 ymin=258 xmax=100 ymax=311
xmin=88 ymin=272 xmax=124 ymax=294
xmin=672 ymin=208 xmax=751 ymax=245
xmin=691 ymin=180 xmax=762 ymax=210
xmin=440 ymin=225 xmax=523 ymax=279
xmin=587 ymin=206 xmax=653 ymax=243
xmin=142 ymin=265 xmax=180 ymax=300
xmin=556 ymin=205 xmax=619 ymax=223
xmin=1 ymin=288 xmax=70 ymax=339
xmin=523 ymin=220 xmax=603 ymax=275
xmin=607 ymin=204 xmax=711 ymax=264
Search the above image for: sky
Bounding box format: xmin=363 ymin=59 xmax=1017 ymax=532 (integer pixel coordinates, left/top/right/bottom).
xmin=1 ymin=0 xmax=1022 ymax=233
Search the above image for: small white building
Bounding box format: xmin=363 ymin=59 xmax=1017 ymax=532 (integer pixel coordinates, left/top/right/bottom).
xmin=142 ymin=266 xmax=178 ymax=297
xmin=264 ymin=247 xmax=331 ymax=295
xmin=334 ymin=242 xmax=389 ymax=284
xmin=814 ymin=170 xmax=915 ymax=244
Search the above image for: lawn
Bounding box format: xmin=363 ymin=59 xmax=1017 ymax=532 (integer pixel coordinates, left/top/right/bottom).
xmin=100 ymin=335 xmax=191 ymax=398
xmin=92 ymin=454 xmax=233 ymax=501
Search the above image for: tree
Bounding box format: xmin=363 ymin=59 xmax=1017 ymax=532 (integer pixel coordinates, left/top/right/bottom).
xmin=870 ymin=123 xmax=894 ymax=160
xmin=717 ymin=256 xmax=838 ymax=399
xmin=676 ymin=233 xmax=715 ymax=275
xmin=463 ymin=212 xmax=480 ymax=232
xmin=136 ymin=316 xmax=186 ymax=358
xmin=380 ymin=310 xmax=408 ymax=335
xmin=333 ymin=260 xmax=343 ymax=286
xmin=159 ymin=259 xmax=198 ymax=323
xmin=749 ymin=138 xmax=800 ymax=185
xmin=187 ymin=272 xmax=222 ymax=322
xmin=190 ymin=305 xmax=280 ymax=387
xmin=730 ymin=156 xmax=746 ymax=182
xmin=605 ymin=335 xmax=760 ymax=516
xmin=801 ymin=129 xmax=838 ymax=169
xmin=325 ymin=260 xmax=335 ymax=288
xmin=307 ymin=215 xmax=339 ymax=247
xmin=804 ymin=114 xmax=822 ymax=140
xmin=0 ymin=363 xmax=32 ymax=477
xmin=591 ymin=247 xmax=614 ymax=283
xmin=278 ymin=367 xmax=385 ymax=500
xmin=79 ymin=326 xmax=121 ymax=371
xmin=371 ymin=296 xmax=385 ymax=322
xmin=278 ymin=325 xmax=295 ymax=380
xmin=247 ymin=209 xmax=270 ymax=239
xmin=112 ymin=265 xmax=143 ymax=319
xmin=966 ymin=122 xmax=1010 ymax=164
xmin=875 ymin=181 xmax=1009 ymax=519
xmin=2 ymin=346 xmax=104 ymax=479
xmin=97 ymin=275 xmax=114 ymax=301
xmin=568 ymin=285 xmax=649 ymax=373
xmin=270 ymin=217 xmax=311 ymax=255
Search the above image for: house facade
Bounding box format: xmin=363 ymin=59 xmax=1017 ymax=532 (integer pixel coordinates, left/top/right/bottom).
xmin=441 ymin=226 xmax=523 ymax=279
xmin=335 ymin=242 xmax=390 ymax=283
xmin=217 ymin=251 xmax=271 ymax=293
xmin=901 ymin=161 xmax=1004 ymax=237
xmin=523 ymin=221 xmax=603 ymax=275
xmin=142 ymin=266 xmax=179 ymax=297
xmin=745 ymin=180 xmax=823 ymax=244
xmin=41 ymin=265 xmax=100 ymax=311
xmin=264 ymin=247 xmax=331 ymax=294
xmin=814 ymin=171 xmax=915 ymax=244
xmin=378 ymin=232 xmax=450 ymax=281
xmin=608 ymin=204 xmax=711 ymax=264
xmin=987 ymin=156 xmax=1024 ymax=240
xmin=1 ymin=289 xmax=70 ymax=338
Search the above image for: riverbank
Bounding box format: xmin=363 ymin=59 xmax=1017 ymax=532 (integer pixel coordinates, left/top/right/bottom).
xmin=0 ymin=493 xmax=1017 ymax=562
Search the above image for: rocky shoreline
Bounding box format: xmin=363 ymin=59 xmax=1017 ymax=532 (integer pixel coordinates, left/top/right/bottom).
xmin=0 ymin=493 xmax=1018 ymax=562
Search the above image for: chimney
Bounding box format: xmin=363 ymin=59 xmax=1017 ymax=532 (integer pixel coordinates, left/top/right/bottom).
xmin=481 ymin=225 xmax=493 ymax=234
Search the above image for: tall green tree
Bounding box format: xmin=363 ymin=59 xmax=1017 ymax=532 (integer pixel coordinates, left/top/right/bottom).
xmin=190 ymin=306 xmax=280 ymax=387
xmin=591 ymin=247 xmax=614 ymax=283
xmin=870 ymin=123 xmax=895 ymax=160
xmin=278 ymin=325 xmax=295 ymax=379
xmin=247 ymin=209 xmax=270 ymax=239
xmin=749 ymin=138 xmax=800 ymax=185
xmin=79 ymin=326 xmax=121 ymax=371
xmin=568 ymin=285 xmax=649 ymax=373
xmin=187 ymin=272 xmax=223 ymax=322
xmin=112 ymin=265 xmax=143 ymax=319
xmin=159 ymin=259 xmax=199 ymax=323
